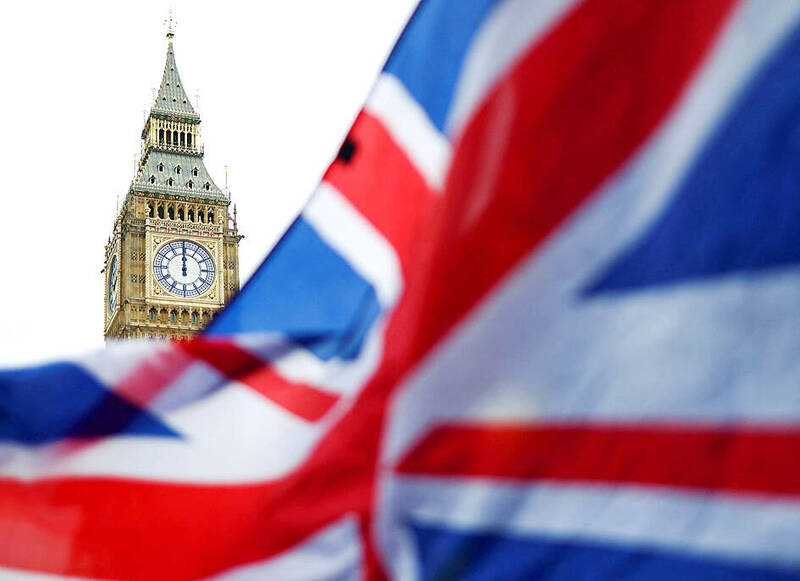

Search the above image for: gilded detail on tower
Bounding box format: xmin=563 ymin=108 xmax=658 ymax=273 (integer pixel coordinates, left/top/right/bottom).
xmin=103 ymin=28 xmax=241 ymax=341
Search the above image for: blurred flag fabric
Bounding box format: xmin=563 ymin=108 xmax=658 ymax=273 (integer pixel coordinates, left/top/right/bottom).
xmin=3 ymin=0 xmax=800 ymax=579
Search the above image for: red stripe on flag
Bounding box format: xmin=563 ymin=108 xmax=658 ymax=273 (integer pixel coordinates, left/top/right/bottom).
xmin=180 ymin=338 xmax=339 ymax=422
xmin=0 ymin=476 xmax=369 ymax=581
xmin=396 ymin=423 xmax=800 ymax=497
xmin=414 ymin=0 xmax=736 ymax=357
xmin=114 ymin=344 xmax=195 ymax=407
xmin=238 ymin=365 xmax=339 ymax=422
xmin=324 ymin=111 xmax=440 ymax=272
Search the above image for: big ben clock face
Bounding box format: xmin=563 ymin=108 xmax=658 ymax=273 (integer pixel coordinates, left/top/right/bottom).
xmin=107 ymin=255 xmax=118 ymax=313
xmin=153 ymin=240 xmax=215 ymax=298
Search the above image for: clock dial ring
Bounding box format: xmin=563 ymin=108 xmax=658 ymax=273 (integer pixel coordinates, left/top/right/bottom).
xmin=107 ymin=255 xmax=118 ymax=313
xmin=153 ymin=240 xmax=215 ymax=298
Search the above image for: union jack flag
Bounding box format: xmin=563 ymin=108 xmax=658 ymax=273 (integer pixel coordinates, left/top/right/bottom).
xmin=2 ymin=0 xmax=800 ymax=579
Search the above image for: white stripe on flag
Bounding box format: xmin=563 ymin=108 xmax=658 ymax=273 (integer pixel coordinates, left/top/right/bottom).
xmin=210 ymin=515 xmax=363 ymax=581
xmin=384 ymin=477 xmax=800 ymax=573
xmin=305 ymin=182 xmax=402 ymax=308
xmin=0 ymin=568 xmax=90 ymax=581
xmin=365 ymin=73 xmax=451 ymax=191
xmin=77 ymin=339 xmax=164 ymax=387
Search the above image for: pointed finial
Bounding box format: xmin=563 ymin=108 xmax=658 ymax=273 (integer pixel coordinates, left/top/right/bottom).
xmin=165 ymin=8 xmax=176 ymax=42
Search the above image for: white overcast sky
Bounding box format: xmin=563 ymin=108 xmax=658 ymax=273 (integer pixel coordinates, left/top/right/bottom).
xmin=0 ymin=1 xmax=418 ymax=366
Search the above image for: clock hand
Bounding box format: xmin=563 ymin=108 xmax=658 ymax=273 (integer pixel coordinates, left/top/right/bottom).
xmin=182 ymin=241 xmax=187 ymax=277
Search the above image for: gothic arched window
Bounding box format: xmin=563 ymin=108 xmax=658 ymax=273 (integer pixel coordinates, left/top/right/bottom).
xmin=191 ymin=311 xmax=199 ymax=323
xmin=170 ymin=310 xmax=178 ymax=323
xmin=158 ymin=162 xmax=164 ymax=172
xmin=149 ymin=175 xmax=156 ymax=184
xmin=167 ymin=177 xmax=173 ymax=186
xmin=149 ymin=308 xmax=156 ymax=321
xmin=187 ymin=180 xmax=193 ymax=189
xmin=198 ymin=210 xmax=205 ymax=223
xmin=148 ymin=202 xmax=154 ymax=218
xmin=204 ymin=182 xmax=210 ymax=191
xmin=178 ymin=207 xmax=184 ymax=221
xmin=158 ymin=129 xmax=164 ymax=144
xmin=173 ymin=131 xmax=178 ymax=144
xmin=193 ymin=167 xmax=199 ymax=177
xmin=175 ymin=165 xmax=182 ymax=175
xmin=208 ymin=210 xmax=215 ymax=224
xmin=188 ymin=209 xmax=195 ymax=222
xmin=157 ymin=204 xmax=164 ymax=219
xmin=168 ymin=206 xmax=175 ymax=220
xmin=180 ymin=132 xmax=185 ymax=147
xmin=187 ymin=134 xmax=192 ymax=148
xmin=166 ymin=131 xmax=171 ymax=145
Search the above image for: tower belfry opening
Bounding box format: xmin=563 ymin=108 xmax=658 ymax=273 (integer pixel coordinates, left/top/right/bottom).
xmin=103 ymin=21 xmax=242 ymax=341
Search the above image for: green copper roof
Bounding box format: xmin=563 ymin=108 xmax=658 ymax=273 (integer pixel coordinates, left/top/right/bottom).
xmin=152 ymin=40 xmax=198 ymax=119
xmin=128 ymin=34 xmax=226 ymax=203
xmin=133 ymin=150 xmax=226 ymax=201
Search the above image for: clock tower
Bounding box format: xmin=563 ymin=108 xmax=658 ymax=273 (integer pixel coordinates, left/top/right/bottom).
xmin=104 ymin=26 xmax=241 ymax=340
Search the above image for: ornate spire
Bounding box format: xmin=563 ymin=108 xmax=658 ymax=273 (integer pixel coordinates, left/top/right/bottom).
xmin=130 ymin=16 xmax=225 ymax=202
xmin=165 ymin=9 xmax=176 ymax=43
xmin=152 ymin=13 xmax=197 ymax=119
